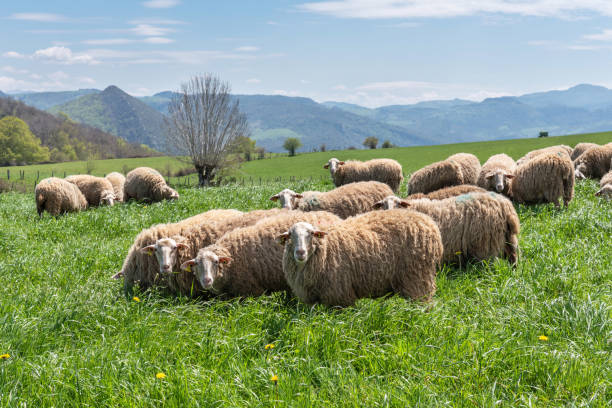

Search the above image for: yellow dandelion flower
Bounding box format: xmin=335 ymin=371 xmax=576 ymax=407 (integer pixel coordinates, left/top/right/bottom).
xmin=0 ymin=353 xmax=10 ymax=360
xmin=133 ymin=296 xmax=141 ymax=302
xmin=265 ymin=343 xmax=275 ymax=350
xmin=538 ymin=335 xmax=549 ymax=341
xmin=156 ymin=372 xmax=166 ymax=379
xmin=270 ymin=374 xmax=278 ymax=383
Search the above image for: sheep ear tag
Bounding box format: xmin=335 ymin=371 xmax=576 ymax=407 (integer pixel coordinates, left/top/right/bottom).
xmin=140 ymin=245 xmax=156 ymax=256
xmin=218 ymin=257 xmax=231 ymax=265
xmin=181 ymin=260 xmax=196 ymax=272
xmin=276 ymin=233 xmax=289 ymax=245
xmin=312 ymin=231 xmax=326 ymax=238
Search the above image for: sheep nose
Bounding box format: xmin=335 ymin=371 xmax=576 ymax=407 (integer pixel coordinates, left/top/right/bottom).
xmin=204 ymin=277 xmax=212 ymax=286
xmin=296 ymin=249 xmax=305 ymax=256
xmin=163 ymin=265 xmax=170 ymax=271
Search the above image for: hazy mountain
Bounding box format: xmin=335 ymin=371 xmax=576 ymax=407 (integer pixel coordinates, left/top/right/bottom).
xmin=518 ymin=84 xmax=612 ymax=110
xmin=49 ymin=86 xmax=168 ymax=151
xmin=12 ymin=89 xmax=100 ymax=110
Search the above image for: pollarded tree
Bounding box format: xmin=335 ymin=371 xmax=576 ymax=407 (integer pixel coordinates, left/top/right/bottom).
xmin=166 ymin=74 xmax=250 ymax=186
xmin=283 ymin=137 xmax=302 ymax=157
xmin=0 ymin=116 xmax=49 ymax=165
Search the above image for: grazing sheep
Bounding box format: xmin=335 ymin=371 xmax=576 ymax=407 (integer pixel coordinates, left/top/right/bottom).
xmin=596 ymin=168 xmax=612 ymax=199
xmin=516 ymin=145 xmax=572 ymax=166
xmin=573 ymin=144 xmax=612 ymax=179
xmin=35 ymin=177 xmax=88 ymax=217
xmin=270 ymin=181 xmax=393 ymax=218
xmin=324 ymin=158 xmax=403 ymax=192
xmin=571 ymin=143 xmax=599 ymax=161
xmin=405 ymin=185 xmax=487 ymax=201
xmin=65 ymin=174 xmax=116 ymax=207
xmin=447 ymin=153 xmax=481 ymax=185
xmin=105 ymin=172 xmax=126 ymax=202
xmin=511 ymin=152 xmax=574 ymax=208
xmin=380 ymin=192 xmax=520 ymax=265
xmin=181 ymin=211 xmax=341 ymax=297
xmin=477 ymin=154 xmax=516 ymax=195
xmin=407 ymin=160 xmax=463 ymax=195
xmin=277 ymin=209 xmax=443 ymax=307
xmin=124 ymin=167 xmax=179 ymax=202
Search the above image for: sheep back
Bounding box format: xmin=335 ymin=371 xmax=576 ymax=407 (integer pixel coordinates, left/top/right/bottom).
xmin=447 ymin=153 xmax=481 ymax=185
xmin=407 ymin=184 xmax=487 ymax=201
xmin=333 ymin=159 xmax=403 ymax=192
xmin=106 ymin=172 xmax=126 ymax=202
xmin=65 ymin=174 xmax=115 ymax=206
xmin=124 ymin=167 xmax=178 ymax=202
xmin=571 ymin=143 xmax=599 ymax=161
xmin=35 ymin=177 xmax=87 ymax=216
xmin=407 ymin=160 xmax=463 ymax=195
xmin=516 ymin=145 xmax=572 ymax=166
xmin=573 ymin=144 xmax=612 ymax=179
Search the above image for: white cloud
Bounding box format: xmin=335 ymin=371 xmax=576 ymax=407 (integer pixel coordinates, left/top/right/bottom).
xmin=48 ymin=71 xmax=69 ymax=81
xmin=583 ymin=29 xmax=612 ymax=41
xmin=30 ymin=73 xmax=42 ymax=80
xmin=272 ymin=89 xmax=300 ymax=97
xmin=2 ymin=51 xmax=25 ymax=59
xmin=84 ymin=48 xmax=258 ymax=64
xmin=142 ymin=0 xmax=181 ymax=9
xmin=267 ymin=21 xmax=279 ymax=25
xmin=298 ymin=0 xmax=612 ymax=19
xmin=143 ymin=37 xmax=174 ymax=44
xmin=130 ymin=24 xmax=174 ymax=36
xmin=9 ymin=13 xmax=67 ymax=22
xmin=0 ymin=76 xmax=32 ymax=92
xmin=1 ymin=65 xmax=28 ymax=74
xmin=246 ymin=78 xmax=261 ymax=84
xmin=235 ymin=46 xmax=260 ymax=52
xmin=82 ymin=38 xmax=133 ymax=45
xmin=33 ymin=46 xmax=98 ymax=65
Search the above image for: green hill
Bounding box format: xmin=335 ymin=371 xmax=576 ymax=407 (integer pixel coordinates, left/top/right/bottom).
xmin=13 ymin=89 xmax=100 ymax=110
xmin=49 ymin=86 xmax=168 ymax=151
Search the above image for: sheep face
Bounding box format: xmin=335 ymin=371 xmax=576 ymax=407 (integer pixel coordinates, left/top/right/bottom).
xmin=485 ymin=171 xmax=514 ymax=194
xmin=270 ymin=189 xmax=303 ymax=209
xmin=595 ymin=184 xmax=612 ymax=199
xmin=163 ymin=186 xmax=180 ymax=200
xmin=575 ymin=163 xmax=587 ymax=180
xmin=181 ymin=250 xmax=231 ymax=290
xmin=323 ymin=158 xmax=345 ymax=175
xmin=140 ymin=238 xmax=188 ymax=274
xmin=100 ymin=191 xmax=116 ymax=206
xmin=373 ymin=195 xmax=409 ymax=210
xmin=278 ymin=222 xmax=326 ymax=264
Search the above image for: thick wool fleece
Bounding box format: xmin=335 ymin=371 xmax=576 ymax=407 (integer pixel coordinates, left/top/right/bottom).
xmin=477 ymin=154 xmax=516 ymax=195
xmin=106 ymin=172 xmax=126 ymax=202
xmin=124 ymin=167 xmax=178 ymax=202
xmin=407 ymin=160 xmax=463 ymax=195
xmin=447 ymin=153 xmax=481 ymax=185
xmin=574 ymin=144 xmax=612 ymax=179
xmin=331 ymin=159 xmax=403 ymax=192
xmin=571 ymin=143 xmax=599 ymax=161
xmin=407 ymin=184 xmax=487 ymax=201
xmin=65 ymin=175 xmax=115 ymax=207
xmin=516 ymin=145 xmax=572 ymax=166
xmin=282 ymin=209 xmax=443 ymax=307
xmin=35 ymin=177 xmax=87 ymax=216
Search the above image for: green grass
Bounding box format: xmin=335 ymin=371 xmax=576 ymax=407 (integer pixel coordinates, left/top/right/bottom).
xmin=0 ymin=178 xmax=610 ymax=406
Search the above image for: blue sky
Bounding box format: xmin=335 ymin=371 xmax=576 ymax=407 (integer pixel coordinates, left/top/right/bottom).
xmin=1 ymin=0 xmax=612 ymax=107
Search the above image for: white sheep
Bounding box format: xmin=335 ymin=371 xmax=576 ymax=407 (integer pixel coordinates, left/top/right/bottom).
xmin=35 ymin=177 xmax=87 ymax=216
xmin=324 ymin=158 xmax=403 ymax=192
xmin=124 ymin=167 xmax=179 ymax=202
xmin=477 ymin=153 xmax=516 ymax=195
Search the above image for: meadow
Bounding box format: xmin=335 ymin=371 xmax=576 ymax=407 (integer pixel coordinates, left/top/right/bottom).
xmin=0 ymin=175 xmax=610 ymax=406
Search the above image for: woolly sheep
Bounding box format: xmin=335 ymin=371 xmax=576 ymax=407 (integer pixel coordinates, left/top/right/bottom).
xmin=407 ymin=160 xmax=463 ymax=195
xmin=447 ymin=153 xmax=481 ymax=185
xmin=378 ymin=192 xmax=520 ymax=265
xmin=516 ymin=145 xmax=572 ymax=167
xmin=595 ymin=168 xmax=612 ymax=199
xmin=35 ymin=177 xmax=87 ymax=217
xmin=105 ymin=172 xmax=126 ymax=202
xmin=573 ymin=144 xmax=612 ymax=180
xmin=124 ymin=167 xmax=179 ymax=202
xmin=181 ymin=211 xmax=341 ymax=297
xmin=65 ymin=174 xmax=116 ymax=207
xmin=277 ymin=209 xmax=443 ymax=307
xmin=477 ymin=153 xmax=516 ymax=195
xmin=571 ymin=143 xmax=599 ymax=161
xmin=270 ymin=181 xmax=394 ymax=218
xmin=324 ymin=158 xmax=403 ymax=192
xmin=404 ymin=184 xmax=487 ymax=201
xmin=511 ymin=152 xmax=574 ymax=208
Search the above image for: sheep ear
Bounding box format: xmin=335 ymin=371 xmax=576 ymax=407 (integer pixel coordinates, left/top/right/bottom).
xmin=485 ymin=172 xmax=495 ymax=179
xmin=504 ymin=174 xmax=514 ymax=179
xmin=218 ymin=257 xmax=232 ymax=265
xmin=595 ymin=189 xmax=602 ymax=196
xmin=323 ymin=163 xmax=329 ymax=169
xmin=270 ymin=194 xmax=280 ymax=201
xmin=372 ymin=201 xmax=383 ymax=209
xmin=339 ymin=161 xmax=345 ymax=165
xmin=140 ymin=245 xmax=156 ymax=255
xmin=176 ymin=243 xmax=189 ymax=250
xmin=180 ymin=259 xmax=196 ymax=272
xmin=294 ymin=193 xmax=303 ymax=199
xmin=312 ymin=230 xmax=326 ymax=238
xmin=275 ymin=232 xmax=289 ymax=245
xmin=399 ymin=200 xmax=410 ymax=208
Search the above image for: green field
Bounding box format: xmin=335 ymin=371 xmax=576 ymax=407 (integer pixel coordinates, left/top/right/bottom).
xmin=1 ymin=131 xmax=610 ymax=191
xmin=0 ymin=174 xmax=610 ymax=406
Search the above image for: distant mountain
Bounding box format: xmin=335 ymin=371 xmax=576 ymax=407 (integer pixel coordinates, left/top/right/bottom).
xmin=138 ymin=91 xmax=175 ymax=114
xmin=49 ymin=86 xmax=168 ymax=151
xmin=0 ymin=96 xmax=154 ymax=161
xmin=0 ymin=90 xmax=6 ymax=98
xmin=518 ymin=84 xmax=612 ymax=110
xmin=12 ymin=89 xmax=100 ymax=110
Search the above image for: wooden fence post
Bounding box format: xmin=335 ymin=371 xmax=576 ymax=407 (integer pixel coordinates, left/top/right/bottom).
xmin=6 ymin=169 xmax=9 ymax=180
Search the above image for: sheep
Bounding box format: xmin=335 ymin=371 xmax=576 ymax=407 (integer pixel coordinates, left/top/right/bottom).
xmin=324 ymin=158 xmax=403 ymax=192
xmin=35 ymin=177 xmax=88 ymax=217
xmin=447 ymin=153 xmax=481 ymax=185
xmin=404 ymin=185 xmax=487 ymax=201
xmin=510 ymin=152 xmax=574 ymax=208
xmin=477 ymin=153 xmax=516 ymax=195
xmin=406 ymin=160 xmax=463 ymax=195
xmin=270 ymin=181 xmax=394 ymax=218
xmin=105 ymin=172 xmax=126 ymax=202
xmin=573 ymin=144 xmax=612 ymax=180
xmin=571 ymin=143 xmax=599 ymax=161
xmin=65 ymin=174 xmax=116 ymax=207
xmin=124 ymin=167 xmax=179 ymax=202
xmin=118 ymin=208 xmax=286 ymax=295
xmin=516 ymin=145 xmax=572 ymax=166
xmin=180 ymin=211 xmax=341 ymax=297
xmin=377 ymin=192 xmax=520 ymax=265
xmin=596 ymin=168 xmax=612 ymax=199
xmin=277 ymin=209 xmax=443 ymax=307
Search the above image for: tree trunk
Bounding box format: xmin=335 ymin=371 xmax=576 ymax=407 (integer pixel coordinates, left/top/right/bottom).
xmin=196 ymin=164 xmax=217 ymax=187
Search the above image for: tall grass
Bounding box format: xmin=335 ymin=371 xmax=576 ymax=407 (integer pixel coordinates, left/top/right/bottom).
xmin=0 ymin=178 xmax=609 ymax=406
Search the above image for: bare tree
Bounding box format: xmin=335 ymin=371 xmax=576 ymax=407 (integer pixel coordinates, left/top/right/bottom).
xmin=166 ymin=74 xmax=250 ymax=186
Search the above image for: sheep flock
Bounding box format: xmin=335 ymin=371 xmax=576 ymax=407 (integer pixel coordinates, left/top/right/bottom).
xmin=32 ymin=141 xmax=610 ymax=307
